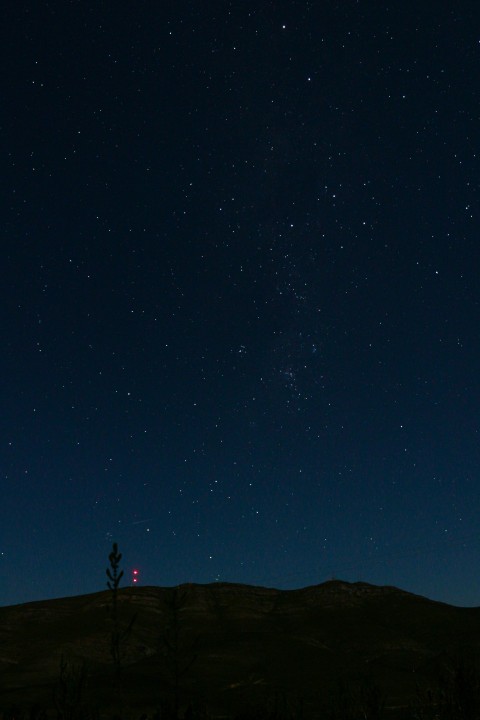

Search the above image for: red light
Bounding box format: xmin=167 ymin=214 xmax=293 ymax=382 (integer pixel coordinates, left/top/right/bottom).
xmin=132 ymin=569 xmax=139 ymax=584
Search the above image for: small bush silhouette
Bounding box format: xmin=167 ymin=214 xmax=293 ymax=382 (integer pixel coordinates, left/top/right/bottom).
xmin=53 ymin=655 xmax=90 ymax=720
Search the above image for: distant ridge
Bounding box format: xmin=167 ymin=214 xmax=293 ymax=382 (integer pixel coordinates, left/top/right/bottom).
xmin=3 ymin=578 xmax=441 ymax=610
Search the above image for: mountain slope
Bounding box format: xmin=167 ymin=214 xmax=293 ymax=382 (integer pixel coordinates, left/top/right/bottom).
xmin=1 ymin=580 xmax=479 ymax=716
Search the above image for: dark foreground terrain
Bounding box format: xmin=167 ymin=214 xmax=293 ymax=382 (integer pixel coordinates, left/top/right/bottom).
xmin=1 ymin=580 xmax=480 ymax=718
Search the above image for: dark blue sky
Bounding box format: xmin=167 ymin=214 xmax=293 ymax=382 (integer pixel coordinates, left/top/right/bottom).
xmin=2 ymin=1 xmax=480 ymax=607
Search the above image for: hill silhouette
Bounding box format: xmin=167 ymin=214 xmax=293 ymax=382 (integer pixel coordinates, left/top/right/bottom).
xmin=1 ymin=580 xmax=480 ymax=717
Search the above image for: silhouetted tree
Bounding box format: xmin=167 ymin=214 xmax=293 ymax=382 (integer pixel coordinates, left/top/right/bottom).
xmin=327 ymin=676 xmax=385 ymax=720
xmin=437 ymin=655 xmax=480 ymax=720
xmin=106 ymin=542 xmax=136 ymax=682
xmin=358 ymin=676 xmax=385 ymax=720
xmin=160 ymin=587 xmax=197 ymax=719
xmin=53 ymin=655 xmax=88 ymax=720
xmin=411 ymin=655 xmax=480 ymax=720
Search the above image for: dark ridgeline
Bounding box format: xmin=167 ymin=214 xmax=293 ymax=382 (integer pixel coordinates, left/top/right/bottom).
xmin=1 ymin=578 xmax=480 ymax=719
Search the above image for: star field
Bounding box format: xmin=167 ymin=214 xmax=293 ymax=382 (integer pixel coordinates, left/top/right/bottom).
xmin=2 ymin=2 xmax=480 ymax=607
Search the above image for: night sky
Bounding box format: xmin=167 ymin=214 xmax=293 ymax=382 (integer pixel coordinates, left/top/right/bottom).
xmin=2 ymin=2 xmax=480 ymax=608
